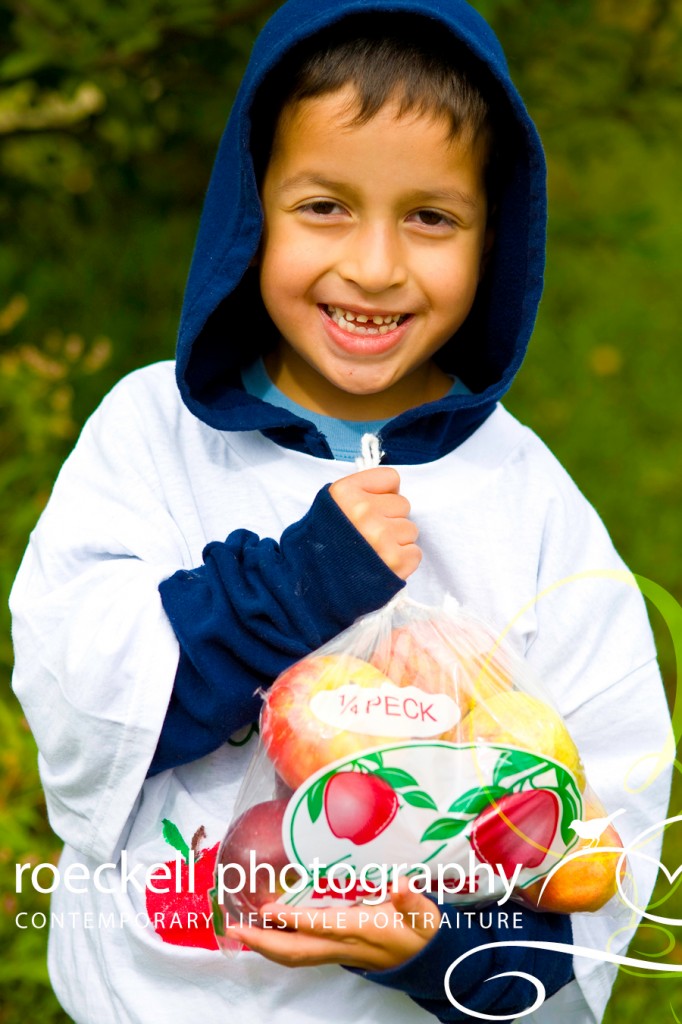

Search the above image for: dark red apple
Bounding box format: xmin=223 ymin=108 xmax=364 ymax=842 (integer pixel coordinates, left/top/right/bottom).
xmin=469 ymin=789 xmax=560 ymax=875
xmin=218 ymin=797 xmax=295 ymax=922
xmin=324 ymin=772 xmax=399 ymax=845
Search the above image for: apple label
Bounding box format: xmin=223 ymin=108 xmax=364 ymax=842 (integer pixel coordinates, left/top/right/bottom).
xmin=273 ymin=742 xmax=583 ymax=909
xmin=308 ymin=682 xmax=460 ymax=737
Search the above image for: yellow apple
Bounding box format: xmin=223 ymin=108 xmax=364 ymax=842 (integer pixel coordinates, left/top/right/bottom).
xmin=454 ymin=691 xmax=586 ymax=791
xmin=518 ymin=796 xmax=626 ymax=912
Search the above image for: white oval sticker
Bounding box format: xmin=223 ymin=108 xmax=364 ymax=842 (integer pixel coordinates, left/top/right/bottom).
xmin=309 ymin=681 xmax=460 ymax=737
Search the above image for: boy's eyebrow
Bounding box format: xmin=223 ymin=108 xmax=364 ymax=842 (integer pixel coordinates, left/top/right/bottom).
xmin=274 ymin=173 xmax=480 ymax=209
xmin=406 ymin=188 xmax=480 ymax=210
xmin=273 ymin=173 xmax=350 ymax=196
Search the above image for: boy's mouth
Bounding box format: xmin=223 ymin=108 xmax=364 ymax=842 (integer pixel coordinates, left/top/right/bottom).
xmin=324 ymin=305 xmax=409 ymax=336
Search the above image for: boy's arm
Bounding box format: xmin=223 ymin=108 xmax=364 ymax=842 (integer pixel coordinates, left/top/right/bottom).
xmin=231 ymin=880 xmax=574 ymax=1022
xmin=152 ymin=468 xmax=416 ymax=772
xmin=9 ymin=372 xmax=416 ymax=860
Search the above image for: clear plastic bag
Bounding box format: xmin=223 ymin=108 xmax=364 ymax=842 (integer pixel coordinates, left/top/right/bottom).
xmin=211 ymin=595 xmax=628 ymax=950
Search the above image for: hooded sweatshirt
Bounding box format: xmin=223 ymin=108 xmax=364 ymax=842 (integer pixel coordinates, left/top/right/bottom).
xmin=155 ymin=0 xmax=548 ymax=771
xmin=9 ymin=2 xmax=671 ymax=1023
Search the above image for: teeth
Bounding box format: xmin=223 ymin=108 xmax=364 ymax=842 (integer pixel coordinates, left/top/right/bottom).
xmin=326 ymin=305 xmax=405 ymax=335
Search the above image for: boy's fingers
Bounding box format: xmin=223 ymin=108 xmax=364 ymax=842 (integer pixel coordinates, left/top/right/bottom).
xmin=390 ymin=878 xmax=440 ymax=940
xmin=351 ymin=466 xmax=401 ymax=494
xmin=384 ymin=493 xmax=411 ymax=519
xmin=366 ymin=493 xmax=411 ymax=520
xmin=363 ymin=517 xmax=417 ymax=555
xmin=392 ymin=519 xmax=419 ymax=546
xmin=397 ymin=543 xmax=422 ymax=579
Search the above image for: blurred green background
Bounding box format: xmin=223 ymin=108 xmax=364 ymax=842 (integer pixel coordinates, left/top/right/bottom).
xmin=0 ymin=0 xmax=680 ymax=1020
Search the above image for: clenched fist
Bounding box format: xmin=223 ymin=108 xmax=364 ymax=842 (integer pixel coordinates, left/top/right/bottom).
xmin=329 ymin=467 xmax=421 ymax=580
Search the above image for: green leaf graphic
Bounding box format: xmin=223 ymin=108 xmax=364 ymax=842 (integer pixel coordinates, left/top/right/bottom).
xmin=161 ymin=818 xmax=190 ymax=862
xmin=209 ymin=887 xmax=225 ymax=937
xmin=356 ymin=751 xmax=384 ymax=768
xmin=306 ymin=771 xmax=334 ymax=824
xmin=493 ymin=749 xmax=545 ymax=788
xmin=402 ymin=789 xmax=438 ymax=810
xmin=374 ymin=767 xmax=419 ymax=789
xmin=551 ymin=766 xmax=583 ymax=844
xmin=421 ymin=816 xmax=470 ymax=842
xmin=447 ymin=785 xmax=505 ymax=816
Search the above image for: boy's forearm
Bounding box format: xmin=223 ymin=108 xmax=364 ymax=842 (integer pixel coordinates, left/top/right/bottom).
xmin=352 ymin=903 xmax=574 ymax=1022
xmin=151 ymin=484 xmax=405 ymax=773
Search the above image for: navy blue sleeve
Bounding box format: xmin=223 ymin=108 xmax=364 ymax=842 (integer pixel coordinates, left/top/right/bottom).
xmin=350 ymin=903 xmax=574 ymax=1021
xmin=151 ymin=484 xmax=405 ymax=774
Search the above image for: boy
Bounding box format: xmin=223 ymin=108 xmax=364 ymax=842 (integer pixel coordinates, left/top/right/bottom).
xmin=10 ymin=1 xmax=671 ymax=1022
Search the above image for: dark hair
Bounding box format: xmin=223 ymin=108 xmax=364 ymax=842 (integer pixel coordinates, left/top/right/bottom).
xmin=250 ymin=13 xmax=510 ymax=199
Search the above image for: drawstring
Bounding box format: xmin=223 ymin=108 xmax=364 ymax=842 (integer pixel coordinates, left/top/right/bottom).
xmin=354 ymin=433 xmax=384 ymax=470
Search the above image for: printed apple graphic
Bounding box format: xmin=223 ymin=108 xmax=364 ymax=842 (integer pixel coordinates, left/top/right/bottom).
xmin=518 ymin=796 xmax=626 ymax=913
xmin=324 ymin=772 xmax=399 ymax=844
xmin=469 ymin=789 xmax=560 ymax=875
xmin=218 ymin=798 xmax=296 ymax=922
xmin=261 ymin=654 xmax=402 ymax=788
xmin=145 ymin=820 xmax=219 ymax=950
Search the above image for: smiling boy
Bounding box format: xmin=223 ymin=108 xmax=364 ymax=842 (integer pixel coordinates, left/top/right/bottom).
xmin=258 ymin=86 xmax=491 ymax=419
xmin=10 ymin=2 xmax=671 ymax=1023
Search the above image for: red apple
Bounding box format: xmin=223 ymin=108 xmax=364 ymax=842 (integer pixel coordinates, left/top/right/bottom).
xmin=145 ymin=821 xmax=219 ymax=950
xmin=324 ymin=772 xmax=399 ymax=845
xmin=371 ymin=617 xmax=514 ymax=724
xmin=217 ymin=798 xmax=296 ymax=923
xmin=261 ymin=654 xmax=401 ymax=788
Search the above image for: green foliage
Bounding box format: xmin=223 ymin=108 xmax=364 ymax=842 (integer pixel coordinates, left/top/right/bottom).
xmin=1 ymin=0 xmax=681 ymax=1020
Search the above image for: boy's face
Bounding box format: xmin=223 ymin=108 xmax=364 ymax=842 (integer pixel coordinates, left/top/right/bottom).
xmin=258 ymin=86 xmax=492 ymax=420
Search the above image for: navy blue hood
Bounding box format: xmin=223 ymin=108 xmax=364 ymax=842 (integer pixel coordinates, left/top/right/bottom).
xmin=175 ymin=0 xmax=547 ymax=464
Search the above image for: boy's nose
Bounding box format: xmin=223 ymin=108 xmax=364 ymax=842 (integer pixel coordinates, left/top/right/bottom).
xmin=337 ymin=223 xmax=407 ymax=294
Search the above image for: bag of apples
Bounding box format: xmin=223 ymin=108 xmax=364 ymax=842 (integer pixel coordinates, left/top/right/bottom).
xmin=211 ymin=595 xmax=628 ymax=950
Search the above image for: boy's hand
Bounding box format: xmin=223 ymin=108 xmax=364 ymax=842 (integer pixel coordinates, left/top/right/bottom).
xmin=329 ymin=468 xmax=421 ymax=580
xmin=228 ymin=877 xmax=440 ymax=971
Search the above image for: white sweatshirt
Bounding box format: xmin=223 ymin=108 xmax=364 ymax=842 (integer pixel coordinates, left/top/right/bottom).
xmin=10 ymin=361 xmax=672 ymax=1024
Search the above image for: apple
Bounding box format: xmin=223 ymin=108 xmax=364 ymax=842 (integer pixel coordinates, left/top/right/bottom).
xmin=145 ymin=821 xmax=219 ymax=950
xmin=469 ymin=789 xmax=560 ymax=875
xmin=261 ymin=654 xmax=402 ymax=789
xmin=518 ymin=796 xmax=626 ymax=913
xmin=324 ymin=772 xmax=399 ymax=844
xmin=217 ymin=798 xmax=295 ymax=923
xmin=371 ymin=616 xmax=514 ymax=716
xmin=455 ymin=691 xmax=586 ymax=790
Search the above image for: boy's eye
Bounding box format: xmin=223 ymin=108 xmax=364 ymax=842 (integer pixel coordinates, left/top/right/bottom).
xmin=299 ymin=200 xmax=345 ymax=216
xmin=410 ymin=209 xmax=455 ymax=229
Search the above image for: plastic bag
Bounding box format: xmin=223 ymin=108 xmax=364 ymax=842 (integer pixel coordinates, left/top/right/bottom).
xmin=211 ymin=595 xmax=628 ymax=948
